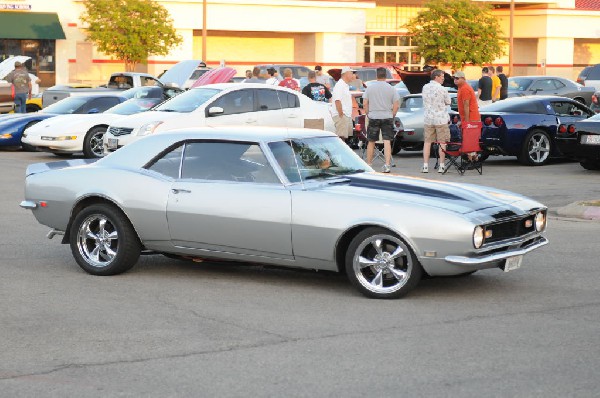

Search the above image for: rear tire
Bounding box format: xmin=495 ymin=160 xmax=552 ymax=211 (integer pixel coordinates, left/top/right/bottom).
xmin=70 ymin=204 xmax=141 ymax=275
xmin=518 ymin=129 xmax=551 ymax=166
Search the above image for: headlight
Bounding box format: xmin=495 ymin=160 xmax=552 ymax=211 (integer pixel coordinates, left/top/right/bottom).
xmin=534 ymin=212 xmax=546 ymax=232
xmin=137 ymin=121 xmax=163 ymax=137
xmin=473 ymin=226 xmax=484 ymax=249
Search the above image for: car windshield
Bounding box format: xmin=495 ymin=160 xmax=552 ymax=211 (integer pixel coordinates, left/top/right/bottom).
xmin=268 ymin=136 xmax=369 ymax=183
xmin=41 ymin=97 xmax=89 ymax=114
xmin=154 ymin=88 xmax=221 ymax=113
xmin=105 ymin=98 xmax=162 ymax=115
xmin=508 ymin=77 xmax=532 ymax=91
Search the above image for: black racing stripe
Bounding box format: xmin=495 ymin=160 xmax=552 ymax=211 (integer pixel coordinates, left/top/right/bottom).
xmin=347 ymin=175 xmax=464 ymax=200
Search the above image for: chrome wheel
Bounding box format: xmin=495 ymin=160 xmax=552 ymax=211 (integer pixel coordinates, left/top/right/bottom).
xmin=76 ymin=214 xmax=118 ymax=268
xmin=521 ymin=130 xmax=551 ymax=165
xmin=84 ymin=127 xmax=107 ymax=158
xmin=346 ymin=228 xmax=421 ymax=298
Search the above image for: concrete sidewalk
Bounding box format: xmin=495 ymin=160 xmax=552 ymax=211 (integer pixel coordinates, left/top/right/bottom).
xmin=555 ymin=200 xmax=600 ymax=221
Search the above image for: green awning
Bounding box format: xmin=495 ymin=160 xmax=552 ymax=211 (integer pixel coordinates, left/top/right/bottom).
xmin=0 ymin=12 xmax=66 ymax=40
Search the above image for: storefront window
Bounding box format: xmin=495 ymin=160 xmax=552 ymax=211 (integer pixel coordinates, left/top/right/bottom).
xmin=398 ymin=52 xmax=408 ymax=63
xmin=373 ymin=36 xmax=384 ymax=46
xmin=38 ymin=40 xmax=56 ymax=72
xmin=374 ymin=52 xmax=384 ymax=63
xmin=398 ymin=36 xmax=410 ymax=46
xmin=386 ymin=52 xmax=396 ymax=63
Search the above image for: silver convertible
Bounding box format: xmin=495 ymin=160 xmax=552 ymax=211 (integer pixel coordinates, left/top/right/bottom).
xmin=21 ymin=127 xmax=548 ymax=299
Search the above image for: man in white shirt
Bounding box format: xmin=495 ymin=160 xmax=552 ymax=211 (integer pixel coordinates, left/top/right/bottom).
xmin=330 ymin=66 xmax=355 ymax=139
xmin=421 ymin=69 xmax=451 ymax=173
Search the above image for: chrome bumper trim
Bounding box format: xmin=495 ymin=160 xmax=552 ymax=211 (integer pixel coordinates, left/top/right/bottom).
xmin=20 ymin=200 xmax=37 ymax=209
xmin=445 ymin=237 xmax=548 ymax=265
xmin=47 ymin=229 xmax=65 ymax=240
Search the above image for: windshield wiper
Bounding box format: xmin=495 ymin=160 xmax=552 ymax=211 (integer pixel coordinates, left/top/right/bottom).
xmin=303 ymin=171 xmax=338 ymax=180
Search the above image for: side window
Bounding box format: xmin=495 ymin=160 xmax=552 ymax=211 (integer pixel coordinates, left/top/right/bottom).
xmin=181 ymin=141 xmax=279 ymax=183
xmin=109 ymin=75 xmax=133 ymax=89
xmin=141 ymin=76 xmax=160 ymax=87
xmin=551 ymin=79 xmax=565 ymax=90
xmin=80 ymin=97 xmax=120 ymax=113
xmin=211 ymin=90 xmax=255 ymax=115
xmin=550 ymin=102 xmax=571 ymax=116
xmin=531 ymin=79 xmax=552 ymax=91
xmin=256 ymin=89 xmax=281 ymax=111
xmin=146 ymin=144 xmax=183 ymax=178
xmin=277 ymin=92 xmax=300 ymax=109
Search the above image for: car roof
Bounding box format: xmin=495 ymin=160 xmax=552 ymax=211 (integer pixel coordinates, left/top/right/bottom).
xmin=191 ymin=82 xmax=299 ymax=92
xmin=99 ymin=126 xmax=336 ymax=169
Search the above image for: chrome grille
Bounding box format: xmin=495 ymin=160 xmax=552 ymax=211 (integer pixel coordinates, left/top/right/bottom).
xmin=108 ymin=126 xmax=133 ymax=136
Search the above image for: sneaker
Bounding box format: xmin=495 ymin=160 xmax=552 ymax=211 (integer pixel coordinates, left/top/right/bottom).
xmin=421 ymin=165 xmax=429 ymax=173
xmin=382 ymin=164 xmax=391 ymax=173
xmin=438 ymin=164 xmax=446 ymax=174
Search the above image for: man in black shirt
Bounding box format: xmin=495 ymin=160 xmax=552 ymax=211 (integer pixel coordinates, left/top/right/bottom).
xmin=302 ymin=70 xmax=332 ymax=103
xmin=497 ymin=65 xmax=508 ymax=100
xmin=477 ymin=67 xmax=493 ymax=106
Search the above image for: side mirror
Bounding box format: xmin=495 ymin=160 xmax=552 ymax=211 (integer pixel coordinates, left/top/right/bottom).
xmin=88 ymin=108 xmax=100 ymax=114
xmin=207 ymin=106 xmax=224 ymax=116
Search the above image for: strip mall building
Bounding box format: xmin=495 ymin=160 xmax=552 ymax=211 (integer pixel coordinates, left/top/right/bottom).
xmin=1 ymin=0 xmax=599 ymax=86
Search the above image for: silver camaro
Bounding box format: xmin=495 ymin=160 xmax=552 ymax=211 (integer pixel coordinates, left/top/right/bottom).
xmin=21 ymin=126 xmax=548 ymax=299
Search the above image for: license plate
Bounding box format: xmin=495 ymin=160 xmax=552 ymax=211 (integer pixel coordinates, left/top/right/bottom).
xmin=503 ymin=255 xmax=523 ymax=272
xmin=107 ymin=138 xmax=118 ymax=150
xmin=581 ymin=134 xmax=600 ymax=145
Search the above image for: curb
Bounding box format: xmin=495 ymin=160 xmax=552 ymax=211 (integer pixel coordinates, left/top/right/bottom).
xmin=555 ymin=201 xmax=600 ymax=221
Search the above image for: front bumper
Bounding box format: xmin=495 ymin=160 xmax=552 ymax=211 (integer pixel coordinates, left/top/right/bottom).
xmin=22 ymin=135 xmax=84 ymax=152
xmin=445 ymin=236 xmax=548 ymax=265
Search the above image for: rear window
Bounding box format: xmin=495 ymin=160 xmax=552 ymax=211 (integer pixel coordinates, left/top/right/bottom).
xmin=586 ymin=65 xmax=600 ymax=80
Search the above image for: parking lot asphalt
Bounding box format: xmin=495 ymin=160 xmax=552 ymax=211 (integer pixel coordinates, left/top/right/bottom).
xmin=1 ymin=148 xmax=600 ymax=397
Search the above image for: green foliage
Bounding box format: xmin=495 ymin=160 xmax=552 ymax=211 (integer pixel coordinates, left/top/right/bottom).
xmin=405 ymin=0 xmax=505 ymax=71
xmin=81 ymin=0 xmax=183 ymax=71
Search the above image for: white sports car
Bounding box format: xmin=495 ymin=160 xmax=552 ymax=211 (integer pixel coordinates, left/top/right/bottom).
xmin=22 ymin=97 xmax=163 ymax=158
xmin=103 ymin=83 xmax=335 ymax=153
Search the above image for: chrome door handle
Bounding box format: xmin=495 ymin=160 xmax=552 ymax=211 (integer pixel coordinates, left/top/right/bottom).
xmin=171 ymin=188 xmax=191 ymax=194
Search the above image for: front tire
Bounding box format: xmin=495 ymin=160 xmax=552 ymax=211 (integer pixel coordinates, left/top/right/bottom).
xmin=519 ymin=129 xmax=551 ymax=166
xmin=70 ymin=204 xmax=141 ymax=275
xmin=345 ymin=227 xmax=422 ymax=299
xmin=83 ymin=126 xmax=107 ymax=158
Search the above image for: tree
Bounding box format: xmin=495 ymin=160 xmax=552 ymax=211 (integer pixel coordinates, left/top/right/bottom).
xmin=405 ymin=0 xmax=505 ymax=71
xmin=80 ymin=0 xmax=183 ymax=71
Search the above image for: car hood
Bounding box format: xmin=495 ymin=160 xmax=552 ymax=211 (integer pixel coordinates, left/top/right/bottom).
xmin=159 ymin=60 xmax=204 ymax=88
xmin=0 ymin=113 xmax=52 ymax=126
xmin=319 ymin=173 xmax=539 ymax=216
xmin=0 ymin=56 xmax=30 ymax=80
xmin=26 ymin=114 xmax=126 ymax=136
xmin=400 ymin=70 xmax=457 ymax=94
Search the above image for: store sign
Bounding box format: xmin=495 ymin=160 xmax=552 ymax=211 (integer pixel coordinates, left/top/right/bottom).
xmin=0 ymin=3 xmax=32 ymax=10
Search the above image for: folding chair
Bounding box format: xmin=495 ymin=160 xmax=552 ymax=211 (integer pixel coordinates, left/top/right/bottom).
xmin=357 ymin=117 xmax=385 ymax=164
xmin=438 ymin=121 xmax=484 ymax=175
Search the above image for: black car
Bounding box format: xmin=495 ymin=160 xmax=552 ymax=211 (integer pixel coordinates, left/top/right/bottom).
xmin=555 ymin=113 xmax=600 ymax=170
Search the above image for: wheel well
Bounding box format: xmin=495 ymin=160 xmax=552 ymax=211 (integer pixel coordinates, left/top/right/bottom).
xmin=62 ymin=196 xmax=141 ymax=246
xmin=87 ymin=124 xmax=109 ymax=135
xmin=334 ymin=224 xmax=420 ymax=274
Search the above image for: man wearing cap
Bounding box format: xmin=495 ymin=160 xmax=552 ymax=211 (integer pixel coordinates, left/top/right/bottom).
xmin=330 ymin=66 xmax=355 ymax=140
xmin=4 ymin=61 xmax=32 ymax=113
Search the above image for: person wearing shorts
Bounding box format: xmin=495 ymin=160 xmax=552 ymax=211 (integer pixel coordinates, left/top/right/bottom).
xmin=363 ymin=67 xmax=399 ymax=172
xmin=421 ymin=69 xmax=451 ymax=173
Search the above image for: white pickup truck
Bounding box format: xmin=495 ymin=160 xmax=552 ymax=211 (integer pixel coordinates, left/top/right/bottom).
xmin=41 ymin=72 xmax=163 ymax=107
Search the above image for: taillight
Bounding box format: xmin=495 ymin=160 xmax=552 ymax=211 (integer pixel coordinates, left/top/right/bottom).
xmin=484 ymin=117 xmax=493 ymax=126
xmin=494 ymin=117 xmax=503 ymax=127
xmin=568 ymin=124 xmax=576 ymax=134
xmin=558 ymin=124 xmax=567 ymax=134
